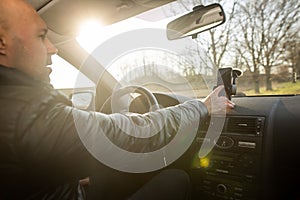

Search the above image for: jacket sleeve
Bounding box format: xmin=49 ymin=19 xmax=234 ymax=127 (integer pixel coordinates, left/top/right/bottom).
xmin=16 ymin=93 xmax=208 ymax=181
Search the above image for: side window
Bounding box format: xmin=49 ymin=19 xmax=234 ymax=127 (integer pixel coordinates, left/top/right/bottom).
xmin=49 ymin=55 xmax=95 ymax=97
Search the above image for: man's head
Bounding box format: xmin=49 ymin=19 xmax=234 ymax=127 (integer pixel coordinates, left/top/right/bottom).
xmin=0 ymin=0 xmax=57 ymax=82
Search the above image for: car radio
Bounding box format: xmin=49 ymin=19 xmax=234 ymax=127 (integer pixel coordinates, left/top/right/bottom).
xmin=190 ymin=116 xmax=265 ymax=200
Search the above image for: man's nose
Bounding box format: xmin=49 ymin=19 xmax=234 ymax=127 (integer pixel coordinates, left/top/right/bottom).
xmin=46 ymin=38 xmax=58 ymax=55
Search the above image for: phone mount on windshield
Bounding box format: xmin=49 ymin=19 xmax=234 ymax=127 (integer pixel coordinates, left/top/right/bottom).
xmin=214 ymin=67 xmax=243 ymax=100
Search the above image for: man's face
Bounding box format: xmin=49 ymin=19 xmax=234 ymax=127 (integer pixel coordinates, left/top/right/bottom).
xmin=1 ymin=0 xmax=57 ymax=82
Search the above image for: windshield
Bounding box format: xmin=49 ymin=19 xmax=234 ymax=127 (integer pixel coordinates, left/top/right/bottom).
xmin=76 ymin=0 xmax=300 ymax=98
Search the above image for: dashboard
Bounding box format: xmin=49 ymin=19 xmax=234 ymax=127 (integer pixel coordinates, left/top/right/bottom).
xmin=129 ymin=93 xmax=300 ymax=200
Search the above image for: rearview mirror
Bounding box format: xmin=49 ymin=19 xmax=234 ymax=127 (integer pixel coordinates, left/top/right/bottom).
xmin=167 ymin=3 xmax=225 ymax=40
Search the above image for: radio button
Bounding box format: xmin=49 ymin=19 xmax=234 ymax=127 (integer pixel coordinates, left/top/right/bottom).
xmin=234 ymin=187 xmax=243 ymax=192
xmin=216 ymin=169 xmax=229 ymax=174
xmin=238 ymin=141 xmax=256 ymax=149
xmin=203 ymin=185 xmax=212 ymax=190
xmin=245 ymin=174 xmax=255 ymax=182
xmin=238 ymin=154 xmax=255 ymax=168
xmin=217 ymin=184 xmax=227 ymax=194
xmin=214 ymin=136 xmax=234 ymax=149
xmin=234 ymin=192 xmax=243 ymax=197
xmin=203 ymin=180 xmax=211 ymax=185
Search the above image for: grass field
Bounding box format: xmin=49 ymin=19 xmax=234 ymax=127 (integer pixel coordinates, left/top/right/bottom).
xmin=147 ymin=81 xmax=300 ymax=98
xmin=57 ymin=80 xmax=300 ymax=99
xmin=241 ymin=81 xmax=300 ymax=96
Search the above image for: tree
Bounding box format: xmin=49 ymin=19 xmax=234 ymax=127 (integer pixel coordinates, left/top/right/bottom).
xmin=234 ymin=0 xmax=300 ymax=92
xmin=282 ymin=37 xmax=300 ymax=83
xmin=195 ymin=0 xmax=237 ymax=70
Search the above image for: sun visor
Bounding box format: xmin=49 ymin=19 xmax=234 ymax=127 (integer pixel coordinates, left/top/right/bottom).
xmin=39 ymin=0 xmax=174 ymax=36
xmin=27 ymin=0 xmax=52 ymax=10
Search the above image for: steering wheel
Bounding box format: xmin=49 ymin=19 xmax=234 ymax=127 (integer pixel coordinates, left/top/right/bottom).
xmin=111 ymin=85 xmax=160 ymax=114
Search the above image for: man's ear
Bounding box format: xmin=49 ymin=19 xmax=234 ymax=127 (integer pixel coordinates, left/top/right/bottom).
xmin=0 ymin=35 xmax=7 ymax=55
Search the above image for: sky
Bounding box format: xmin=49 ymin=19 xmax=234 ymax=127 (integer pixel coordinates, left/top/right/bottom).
xmin=49 ymin=55 xmax=95 ymax=89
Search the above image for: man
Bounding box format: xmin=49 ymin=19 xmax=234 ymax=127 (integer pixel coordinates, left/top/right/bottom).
xmin=0 ymin=0 xmax=234 ymax=199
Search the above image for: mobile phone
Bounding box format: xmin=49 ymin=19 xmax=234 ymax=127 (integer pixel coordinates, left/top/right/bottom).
xmin=215 ymin=68 xmax=233 ymax=100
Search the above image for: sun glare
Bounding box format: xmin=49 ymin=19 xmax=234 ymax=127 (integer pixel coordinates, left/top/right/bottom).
xmin=76 ymin=20 xmax=104 ymax=53
xmin=50 ymin=55 xmax=95 ymax=89
xmin=76 ymin=17 xmax=165 ymax=53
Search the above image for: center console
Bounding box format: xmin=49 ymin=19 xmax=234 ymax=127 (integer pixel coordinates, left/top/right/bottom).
xmin=190 ymin=116 xmax=265 ymax=200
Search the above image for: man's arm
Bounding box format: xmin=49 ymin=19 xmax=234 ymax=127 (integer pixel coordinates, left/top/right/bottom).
xmin=16 ymin=85 xmax=230 ymax=179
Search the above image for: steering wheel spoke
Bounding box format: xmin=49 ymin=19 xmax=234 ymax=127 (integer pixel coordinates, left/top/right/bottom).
xmin=111 ymin=85 xmax=160 ymax=114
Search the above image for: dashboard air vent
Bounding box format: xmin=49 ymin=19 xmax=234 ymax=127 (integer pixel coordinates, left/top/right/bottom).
xmin=225 ymin=117 xmax=264 ymax=135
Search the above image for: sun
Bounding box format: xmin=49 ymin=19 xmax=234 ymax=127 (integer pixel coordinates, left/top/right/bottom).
xmin=76 ymin=19 xmax=105 ymax=53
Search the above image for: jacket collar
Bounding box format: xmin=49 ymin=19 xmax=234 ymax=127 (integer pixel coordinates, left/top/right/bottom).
xmin=0 ymin=65 xmax=52 ymax=88
xmin=0 ymin=65 xmax=71 ymax=104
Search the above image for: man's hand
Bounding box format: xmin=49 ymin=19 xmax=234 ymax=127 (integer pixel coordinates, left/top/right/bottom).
xmin=202 ymin=85 xmax=235 ymax=115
